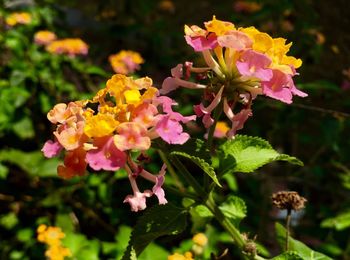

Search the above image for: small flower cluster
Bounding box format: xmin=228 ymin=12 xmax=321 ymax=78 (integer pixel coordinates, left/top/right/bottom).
xmin=37 ymin=225 xmax=71 ymax=260
xmin=109 ymin=50 xmax=144 ymax=75
xmin=162 ymin=16 xmax=307 ymax=138
xmin=168 ymin=252 xmax=193 ymax=260
xmin=168 ymin=233 xmax=208 ymax=260
xmin=42 ymin=74 xmax=195 ymax=211
xmin=5 ymin=12 xmax=31 ymax=27
xmin=46 ymin=38 xmax=89 ymax=57
xmin=34 ymin=30 xmax=57 ymax=46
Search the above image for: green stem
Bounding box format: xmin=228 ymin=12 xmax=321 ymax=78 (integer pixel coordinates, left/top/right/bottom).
xmin=205 ymin=194 xmax=245 ymax=247
xmin=160 ymin=152 xmax=266 ymax=259
xmin=170 ymin=155 xmax=208 ymax=198
xmin=286 ymin=209 xmax=292 ymax=251
xmin=158 ymin=150 xmax=185 ymax=192
xmin=206 ymin=195 xmax=267 ymax=260
xmin=207 ymin=101 xmax=223 ymax=150
xmin=205 ymin=102 xmax=223 ymax=189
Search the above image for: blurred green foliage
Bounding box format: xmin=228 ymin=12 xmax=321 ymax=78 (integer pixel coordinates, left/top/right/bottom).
xmin=0 ymin=0 xmax=349 ymax=259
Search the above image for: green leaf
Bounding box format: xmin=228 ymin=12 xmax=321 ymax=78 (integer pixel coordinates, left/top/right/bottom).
xmin=170 ymin=151 xmax=221 ymax=187
xmin=0 ymin=212 xmax=18 ymax=229
xmin=272 ymin=251 xmax=303 ymax=260
xmin=275 ymin=223 xmax=332 ymax=260
xmin=0 ymin=163 xmax=9 ymax=179
xmin=0 ymin=149 xmax=59 ymax=178
xmin=115 ymin=225 xmax=132 ymax=257
xmin=12 ymin=117 xmax=35 ymax=139
xmin=321 ymin=210 xmax=350 ymax=231
xmin=122 ymin=204 xmax=188 ymax=259
xmin=189 ymin=205 xmax=213 ymax=232
xmin=62 ymin=233 xmax=100 ymax=259
xmin=16 ymin=228 xmax=34 ymax=243
xmin=219 ymin=196 xmax=247 ymax=227
xmin=85 ymin=66 xmax=108 ymax=76
xmin=218 ymin=135 xmax=303 ymax=174
xmin=55 ymin=214 xmax=75 ymax=233
xmin=138 ymin=242 xmax=169 ymax=260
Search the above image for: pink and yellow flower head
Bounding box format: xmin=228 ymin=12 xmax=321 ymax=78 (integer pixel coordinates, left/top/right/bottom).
xmin=161 ymin=16 xmax=307 ymax=138
xmin=109 ymin=50 xmax=144 ymax=75
xmin=5 ymin=12 xmax=31 ymax=27
xmin=37 ymin=225 xmax=71 ymax=260
xmin=42 ymin=74 xmax=195 ymax=211
xmin=34 ymin=30 xmax=57 ymax=45
xmin=46 ymin=38 xmax=89 ymax=57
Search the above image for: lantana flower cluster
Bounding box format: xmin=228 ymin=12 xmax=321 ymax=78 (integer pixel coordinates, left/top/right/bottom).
xmin=162 ymin=16 xmax=307 ymax=138
xmin=5 ymin=12 xmax=31 ymax=27
xmin=45 ymin=38 xmax=89 ymax=57
xmin=34 ymin=30 xmax=57 ymax=46
xmin=109 ymin=50 xmax=144 ymax=75
xmin=37 ymin=225 xmax=71 ymax=260
xmin=42 ymin=74 xmax=195 ymax=211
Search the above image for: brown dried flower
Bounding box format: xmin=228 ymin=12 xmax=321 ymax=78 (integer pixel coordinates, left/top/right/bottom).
xmin=272 ymin=191 xmax=307 ymax=211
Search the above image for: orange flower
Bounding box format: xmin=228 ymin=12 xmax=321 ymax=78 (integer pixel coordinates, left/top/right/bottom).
xmin=34 ymin=30 xmax=57 ymax=45
xmin=6 ymin=12 xmax=31 ymax=26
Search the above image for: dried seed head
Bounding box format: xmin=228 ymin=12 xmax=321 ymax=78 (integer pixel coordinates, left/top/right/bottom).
xmin=272 ymin=191 xmax=307 ymax=211
xmin=243 ymin=241 xmax=257 ymax=256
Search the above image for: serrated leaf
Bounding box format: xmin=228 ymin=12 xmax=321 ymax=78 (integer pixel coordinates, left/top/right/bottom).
xmin=272 ymin=251 xmax=303 ymax=260
xmin=122 ymin=204 xmax=187 ymax=259
xmin=218 ymin=135 xmax=303 ymax=175
xmin=170 ymin=151 xmax=221 ymax=187
xmin=275 ymin=223 xmax=332 ymax=260
xmin=155 ymin=138 xmax=211 ymax=163
xmin=219 ymin=196 xmax=247 ymax=227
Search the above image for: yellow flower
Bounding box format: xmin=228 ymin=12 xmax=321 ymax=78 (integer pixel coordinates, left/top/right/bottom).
xmin=84 ymin=113 xmax=119 ymax=138
xmin=168 ymin=252 xmax=194 ymax=260
xmin=46 ymin=38 xmax=88 ymax=56
xmin=6 ymin=12 xmax=31 ymax=26
xmin=37 ymin=225 xmax=71 ymax=260
xmin=109 ymin=50 xmax=144 ymax=74
xmin=34 ymin=30 xmax=57 ymax=45
xmin=45 ymin=245 xmax=71 ymax=260
xmin=205 ymin=15 xmax=235 ymax=36
xmin=192 ymin=233 xmax=208 ymax=247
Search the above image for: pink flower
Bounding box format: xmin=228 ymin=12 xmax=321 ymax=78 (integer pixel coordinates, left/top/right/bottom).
xmin=41 ymin=140 xmax=62 ymax=158
xmin=124 ymin=190 xmax=152 ymax=212
xmin=114 ymin=122 xmax=151 ymax=151
xmin=124 ymin=165 xmax=152 ymax=212
xmin=262 ymin=70 xmax=307 ymax=104
xmin=155 ymin=115 xmax=190 ymax=144
xmin=236 ymin=50 xmax=273 ymax=81
xmin=152 ymin=164 xmax=168 ymax=204
xmin=131 ymin=103 xmax=158 ymax=128
xmin=54 ymin=121 xmax=86 ymax=151
xmin=161 ymin=64 xmax=206 ymax=95
xmin=194 ymin=86 xmax=224 ymax=128
xmin=217 ymin=30 xmax=253 ymax=50
xmin=185 ymin=33 xmax=218 ymax=52
xmin=154 ymin=96 xmax=195 ymax=144
xmin=138 ymin=164 xmax=168 ymax=205
xmin=86 ymin=136 xmax=126 ymax=171
xmin=223 ymin=98 xmax=252 ymax=138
